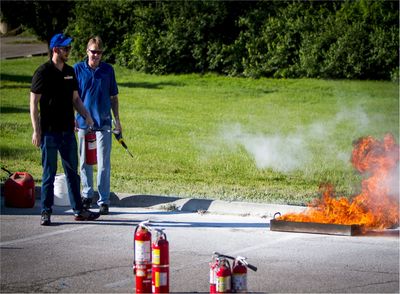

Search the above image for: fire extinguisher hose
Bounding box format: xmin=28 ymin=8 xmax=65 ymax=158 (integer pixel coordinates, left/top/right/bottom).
xmin=213 ymin=252 xmax=258 ymax=272
xmin=1 ymin=165 xmax=13 ymax=177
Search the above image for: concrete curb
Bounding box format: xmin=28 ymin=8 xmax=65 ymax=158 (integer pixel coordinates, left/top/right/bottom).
xmin=105 ymin=192 xmax=305 ymax=218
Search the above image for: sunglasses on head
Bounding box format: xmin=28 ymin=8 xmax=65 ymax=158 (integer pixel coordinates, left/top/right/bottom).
xmin=88 ymin=49 xmax=103 ymax=55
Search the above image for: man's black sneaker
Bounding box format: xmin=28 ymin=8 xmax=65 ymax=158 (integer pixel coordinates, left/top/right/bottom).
xmin=74 ymin=209 xmax=100 ymax=221
xmin=99 ymin=204 xmax=109 ymax=215
xmin=41 ymin=211 xmax=51 ymax=226
xmin=81 ymin=197 xmax=92 ymax=210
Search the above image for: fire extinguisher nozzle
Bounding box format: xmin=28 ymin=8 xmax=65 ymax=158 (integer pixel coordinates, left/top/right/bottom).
xmin=247 ymin=264 xmax=258 ymax=272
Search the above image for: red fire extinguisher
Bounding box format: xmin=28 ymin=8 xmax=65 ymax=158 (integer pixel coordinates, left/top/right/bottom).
xmin=216 ymin=257 xmax=232 ymax=293
xmin=231 ymin=256 xmax=257 ymax=293
xmin=209 ymin=254 xmax=219 ymax=294
xmin=85 ymin=130 xmax=97 ymax=165
xmin=134 ymin=221 xmax=152 ymax=294
xmin=152 ymin=228 xmax=169 ymax=293
xmin=210 ymin=253 xmax=257 ymax=293
xmin=211 ymin=252 xmax=232 ymax=293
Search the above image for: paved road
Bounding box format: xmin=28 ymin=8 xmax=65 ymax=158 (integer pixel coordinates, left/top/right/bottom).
xmin=0 ymin=36 xmax=47 ymax=59
xmin=1 ymin=201 xmax=398 ymax=293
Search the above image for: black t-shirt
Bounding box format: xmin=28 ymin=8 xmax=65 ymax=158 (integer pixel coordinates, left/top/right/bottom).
xmin=31 ymin=60 xmax=78 ymax=132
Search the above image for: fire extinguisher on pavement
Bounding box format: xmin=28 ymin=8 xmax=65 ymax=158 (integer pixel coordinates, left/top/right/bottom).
xmin=209 ymin=254 xmax=219 ymax=294
xmin=210 ymin=252 xmax=232 ymax=293
xmin=210 ymin=252 xmax=257 ymax=293
xmin=134 ymin=221 xmax=152 ymax=294
xmin=85 ymin=129 xmax=97 ymax=165
xmin=152 ymin=228 xmax=169 ymax=293
xmin=215 ymin=257 xmax=232 ymax=293
xmin=231 ymin=256 xmax=257 ymax=293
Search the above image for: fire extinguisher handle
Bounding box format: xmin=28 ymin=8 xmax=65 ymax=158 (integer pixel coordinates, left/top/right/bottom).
xmin=88 ymin=127 xmax=102 ymax=132
xmin=138 ymin=220 xmax=151 ymax=231
xmin=155 ymin=228 xmax=167 ymax=240
xmin=236 ymin=256 xmax=258 ymax=272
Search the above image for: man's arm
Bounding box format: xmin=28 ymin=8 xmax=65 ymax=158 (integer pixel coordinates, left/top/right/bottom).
xmin=72 ymin=90 xmax=94 ymax=128
xmin=30 ymin=92 xmax=41 ymax=148
xmin=111 ymin=95 xmax=122 ymax=132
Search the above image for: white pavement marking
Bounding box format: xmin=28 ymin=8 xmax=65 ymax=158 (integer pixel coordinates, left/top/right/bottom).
xmin=0 ymin=225 xmax=91 ymax=247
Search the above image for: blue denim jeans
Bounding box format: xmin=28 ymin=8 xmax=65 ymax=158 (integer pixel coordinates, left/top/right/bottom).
xmin=41 ymin=131 xmax=83 ymax=214
xmin=78 ymin=128 xmax=112 ymax=206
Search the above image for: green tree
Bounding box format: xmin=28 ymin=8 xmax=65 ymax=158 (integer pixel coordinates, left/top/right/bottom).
xmin=118 ymin=1 xmax=256 ymax=74
xmin=66 ymin=0 xmax=138 ymax=63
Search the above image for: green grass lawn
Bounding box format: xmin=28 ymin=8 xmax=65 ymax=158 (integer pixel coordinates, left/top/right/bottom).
xmin=1 ymin=56 xmax=399 ymax=205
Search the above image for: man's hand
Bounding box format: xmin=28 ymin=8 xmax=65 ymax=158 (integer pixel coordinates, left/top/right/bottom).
xmin=113 ymin=119 xmax=122 ymax=134
xmin=32 ymin=130 xmax=41 ymax=148
xmin=85 ymin=116 xmax=94 ymax=129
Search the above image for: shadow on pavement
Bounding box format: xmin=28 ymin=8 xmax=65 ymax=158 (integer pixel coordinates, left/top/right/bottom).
xmin=50 ymin=219 xmax=269 ymax=229
xmin=114 ymin=194 xmax=182 ymax=208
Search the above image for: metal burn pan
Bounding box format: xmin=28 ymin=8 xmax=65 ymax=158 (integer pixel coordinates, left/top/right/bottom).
xmin=270 ymin=218 xmax=362 ymax=236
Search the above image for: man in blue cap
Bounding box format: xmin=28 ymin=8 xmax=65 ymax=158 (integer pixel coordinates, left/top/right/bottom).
xmin=30 ymin=33 xmax=101 ymax=225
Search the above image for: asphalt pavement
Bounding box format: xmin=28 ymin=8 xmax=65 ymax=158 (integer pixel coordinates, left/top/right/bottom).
xmin=1 ymin=200 xmax=399 ymax=293
xmin=0 ymin=36 xmax=48 ymax=59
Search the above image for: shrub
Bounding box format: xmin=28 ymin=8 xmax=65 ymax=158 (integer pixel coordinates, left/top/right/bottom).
xmin=67 ymin=0 xmax=398 ymax=80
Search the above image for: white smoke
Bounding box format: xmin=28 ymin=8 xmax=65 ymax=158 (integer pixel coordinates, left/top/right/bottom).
xmin=221 ymin=124 xmax=310 ymax=172
xmin=215 ymin=106 xmax=372 ymax=173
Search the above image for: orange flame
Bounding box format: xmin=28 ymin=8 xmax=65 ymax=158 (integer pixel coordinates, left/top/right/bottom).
xmin=279 ymin=133 xmax=399 ymax=231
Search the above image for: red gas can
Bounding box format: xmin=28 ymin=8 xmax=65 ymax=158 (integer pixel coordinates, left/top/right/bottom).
xmin=4 ymin=172 xmax=35 ymax=208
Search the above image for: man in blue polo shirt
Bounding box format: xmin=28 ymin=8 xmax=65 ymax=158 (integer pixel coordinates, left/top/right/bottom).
xmin=74 ymin=36 xmax=122 ymax=215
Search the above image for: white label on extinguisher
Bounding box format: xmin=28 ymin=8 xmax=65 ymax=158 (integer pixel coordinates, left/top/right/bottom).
xmin=209 ymin=268 xmax=216 ymax=284
xmin=88 ymin=141 xmax=96 ymax=150
xmin=135 ymin=264 xmax=147 ymax=277
xmin=153 ymin=248 xmax=160 ymax=265
xmin=217 ymin=276 xmax=231 ymax=292
xmin=232 ymin=273 xmax=247 ymax=291
xmin=136 ymin=269 xmax=146 ymax=277
xmin=135 ymin=240 xmax=151 ymax=262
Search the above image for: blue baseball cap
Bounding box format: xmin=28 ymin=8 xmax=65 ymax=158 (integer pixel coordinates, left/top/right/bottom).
xmin=50 ymin=33 xmax=72 ymax=49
